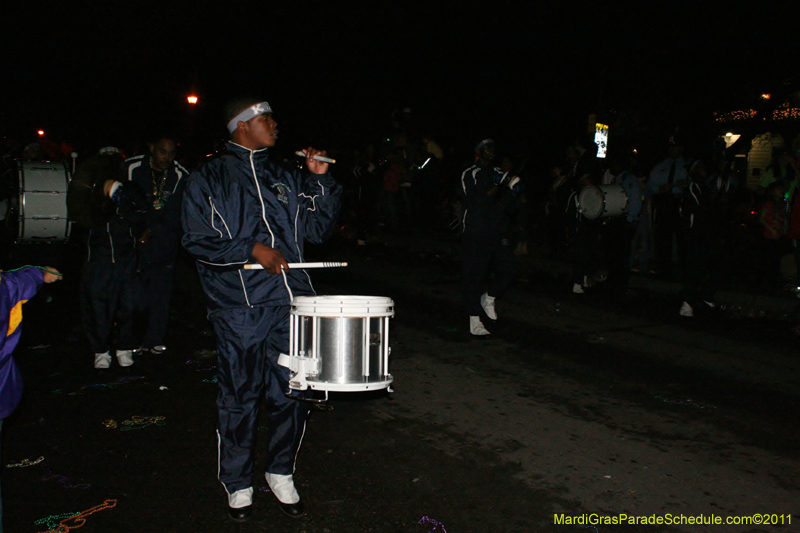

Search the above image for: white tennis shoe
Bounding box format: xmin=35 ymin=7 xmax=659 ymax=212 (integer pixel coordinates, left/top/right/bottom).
xmin=469 ymin=316 xmax=491 ymax=336
xmin=480 ymin=293 xmax=497 ymax=320
xmin=265 ymin=473 xmax=300 ymax=504
xmin=228 ymin=487 xmax=253 ymax=508
xmin=94 ymin=352 xmax=111 ymax=369
xmin=116 ymin=350 xmax=134 ymax=367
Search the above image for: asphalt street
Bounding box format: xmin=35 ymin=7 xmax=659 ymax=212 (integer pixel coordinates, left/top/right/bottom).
xmin=3 ymin=232 xmax=799 ymax=533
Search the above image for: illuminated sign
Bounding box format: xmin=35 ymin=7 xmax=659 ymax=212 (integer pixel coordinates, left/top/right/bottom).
xmin=594 ymin=123 xmax=608 ymax=158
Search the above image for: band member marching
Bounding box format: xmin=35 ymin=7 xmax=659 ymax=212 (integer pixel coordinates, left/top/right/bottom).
xmin=181 ymin=97 xmax=341 ymax=521
xmin=125 ymin=135 xmax=188 ymax=354
xmin=67 ymin=147 xmax=148 ymax=369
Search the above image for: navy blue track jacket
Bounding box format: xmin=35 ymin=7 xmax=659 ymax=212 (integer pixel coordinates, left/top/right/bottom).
xmin=181 ymin=142 xmax=342 ymax=314
xmin=67 ymin=153 xmax=147 ymax=264
xmin=459 ymin=163 xmax=521 ymax=240
xmin=125 ymin=155 xmax=188 ymax=267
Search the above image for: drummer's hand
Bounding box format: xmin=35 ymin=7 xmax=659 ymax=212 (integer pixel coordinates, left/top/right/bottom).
xmin=102 ymin=179 xmax=117 ymax=196
xmin=252 ymin=242 xmax=290 ymax=274
xmin=42 ymin=267 xmax=62 ymax=283
xmin=302 ymin=147 xmax=329 ymax=175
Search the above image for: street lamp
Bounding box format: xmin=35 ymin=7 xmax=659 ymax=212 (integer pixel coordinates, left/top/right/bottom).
xmin=187 ymin=95 xmax=199 ymax=105
xmin=722 ymin=132 xmax=741 ymax=148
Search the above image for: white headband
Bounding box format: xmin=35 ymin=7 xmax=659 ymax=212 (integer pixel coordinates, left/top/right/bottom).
xmin=475 ymin=138 xmax=494 ymax=152
xmin=227 ymin=101 xmax=272 ymax=133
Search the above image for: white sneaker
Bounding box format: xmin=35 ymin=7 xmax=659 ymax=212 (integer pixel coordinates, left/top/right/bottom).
xmin=228 ymin=487 xmax=253 ymax=508
xmin=116 ymin=350 xmax=134 ymax=367
xmin=265 ymin=473 xmax=300 ymax=504
xmin=469 ymin=316 xmax=491 ymax=336
xmin=572 ymin=283 xmax=585 ymax=294
xmin=480 ymin=293 xmax=497 ymax=320
xmin=94 ymin=352 xmax=111 ymax=369
xmin=679 ymin=301 xmax=694 ymax=317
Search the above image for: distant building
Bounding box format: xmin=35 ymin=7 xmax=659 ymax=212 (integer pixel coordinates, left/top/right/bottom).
xmin=714 ymin=88 xmax=800 ymax=190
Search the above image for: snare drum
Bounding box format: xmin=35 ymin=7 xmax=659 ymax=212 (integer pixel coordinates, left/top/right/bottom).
xmin=278 ymin=295 xmax=394 ymax=392
xmin=578 ymin=184 xmax=628 ymax=219
xmin=17 ymin=160 xmax=71 ymax=242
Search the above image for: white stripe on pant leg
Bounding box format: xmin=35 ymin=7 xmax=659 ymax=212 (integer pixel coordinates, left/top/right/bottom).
xmin=217 ymin=429 xmax=231 ymax=495
xmin=292 ymin=418 xmax=308 ymax=473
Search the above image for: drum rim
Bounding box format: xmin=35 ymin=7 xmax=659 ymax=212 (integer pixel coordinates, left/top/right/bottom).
xmin=293 ymin=295 xmax=393 ymax=303
xmin=304 ymin=376 xmax=393 ymax=392
xmin=292 ymin=295 xmax=394 ymax=317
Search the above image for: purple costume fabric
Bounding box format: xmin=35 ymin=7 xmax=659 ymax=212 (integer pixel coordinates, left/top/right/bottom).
xmin=0 ymin=267 xmax=44 ymax=420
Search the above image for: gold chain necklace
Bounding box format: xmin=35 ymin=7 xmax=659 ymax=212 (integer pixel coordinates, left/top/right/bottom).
xmin=150 ymin=157 xmax=169 ymax=210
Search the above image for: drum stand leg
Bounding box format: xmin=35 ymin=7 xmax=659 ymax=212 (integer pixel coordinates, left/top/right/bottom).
xmin=283 ymin=390 xmax=330 ymax=405
xmin=383 ymin=317 xmax=390 ymax=375
xmin=289 ymin=313 xmax=296 ymax=357
xmin=384 ymin=317 xmax=393 ymax=393
xmin=363 ymin=317 xmax=370 ymax=379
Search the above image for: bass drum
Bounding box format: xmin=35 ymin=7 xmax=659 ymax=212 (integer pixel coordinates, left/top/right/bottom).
xmin=16 ymin=160 xmax=72 ymax=243
xmin=578 ymin=184 xmax=628 ymax=219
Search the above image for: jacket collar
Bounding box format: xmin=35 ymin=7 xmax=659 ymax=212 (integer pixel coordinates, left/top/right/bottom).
xmin=134 ymin=154 xmax=172 ymax=179
xmin=227 ymin=141 xmax=269 ymax=159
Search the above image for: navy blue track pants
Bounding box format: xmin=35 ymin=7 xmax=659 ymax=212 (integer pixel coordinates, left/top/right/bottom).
xmin=461 ymin=233 xmax=516 ymax=316
xmin=210 ymin=305 xmax=311 ymax=495
xmin=133 ymin=264 xmax=175 ymax=348
xmin=80 ymin=260 xmax=137 ymax=354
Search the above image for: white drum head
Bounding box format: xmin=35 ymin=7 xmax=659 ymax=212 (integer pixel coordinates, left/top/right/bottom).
xmin=578 ymin=186 xmax=604 ymax=219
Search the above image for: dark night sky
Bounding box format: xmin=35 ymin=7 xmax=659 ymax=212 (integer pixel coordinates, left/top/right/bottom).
xmin=2 ymin=1 xmax=799 ymax=161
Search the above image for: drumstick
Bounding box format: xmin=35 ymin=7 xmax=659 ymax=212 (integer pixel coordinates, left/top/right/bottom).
xmin=243 ymin=262 xmax=348 ymax=270
xmin=295 ymin=151 xmax=336 ymax=164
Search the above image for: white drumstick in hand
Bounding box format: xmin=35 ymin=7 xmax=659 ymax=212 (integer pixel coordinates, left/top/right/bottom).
xmin=243 ymin=262 xmax=348 ymax=270
xmin=295 ymin=151 xmax=336 ymax=164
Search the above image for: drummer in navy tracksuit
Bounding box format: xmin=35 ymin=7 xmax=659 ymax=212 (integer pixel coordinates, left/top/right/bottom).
xmin=181 ymin=97 xmax=341 ymax=522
